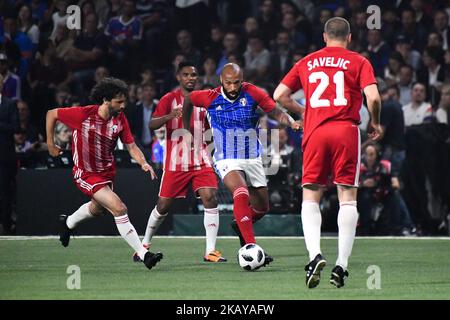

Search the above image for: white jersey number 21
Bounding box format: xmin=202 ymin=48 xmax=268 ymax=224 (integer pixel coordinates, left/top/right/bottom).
xmin=308 ymin=71 xmax=347 ymax=108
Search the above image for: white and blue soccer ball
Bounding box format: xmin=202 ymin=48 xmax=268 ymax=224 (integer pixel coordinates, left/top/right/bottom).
xmin=237 ymin=243 xmax=265 ymax=271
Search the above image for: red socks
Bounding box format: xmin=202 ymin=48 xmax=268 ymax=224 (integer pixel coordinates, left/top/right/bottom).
xmin=233 ymin=187 xmax=255 ymax=244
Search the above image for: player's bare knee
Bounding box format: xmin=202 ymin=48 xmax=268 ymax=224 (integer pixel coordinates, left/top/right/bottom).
xmin=88 ymin=202 xmax=105 ymax=217
xmin=113 ymin=202 xmax=128 ymax=216
xmin=201 ymin=191 xmax=218 ymax=208
xmin=156 ymin=202 xmax=170 ymax=215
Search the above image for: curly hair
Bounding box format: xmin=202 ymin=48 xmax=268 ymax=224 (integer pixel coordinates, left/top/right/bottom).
xmin=89 ymin=77 xmax=128 ymax=104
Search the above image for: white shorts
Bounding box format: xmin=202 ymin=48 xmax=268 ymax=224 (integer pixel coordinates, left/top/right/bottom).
xmin=214 ymin=158 xmax=267 ymax=188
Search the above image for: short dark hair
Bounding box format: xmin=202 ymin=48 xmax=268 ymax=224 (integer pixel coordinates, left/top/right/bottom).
xmin=89 ymin=77 xmax=128 ymax=104
xmin=177 ymin=61 xmax=196 ymax=73
xmin=324 ymin=17 xmax=351 ymax=40
xmin=388 ymin=84 xmax=400 ymax=96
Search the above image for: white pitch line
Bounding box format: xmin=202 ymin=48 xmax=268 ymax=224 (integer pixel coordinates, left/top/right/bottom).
xmin=1 ymin=236 xmax=450 ymax=240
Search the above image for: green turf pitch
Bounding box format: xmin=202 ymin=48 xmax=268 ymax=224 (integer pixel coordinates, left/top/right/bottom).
xmin=1 ymin=237 xmax=449 ymax=299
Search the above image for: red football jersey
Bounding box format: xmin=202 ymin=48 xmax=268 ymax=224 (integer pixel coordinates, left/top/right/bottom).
xmin=281 ymin=46 xmax=377 ymax=148
xmin=57 ymin=105 xmax=134 ymax=173
xmin=152 ymin=88 xmax=212 ymax=172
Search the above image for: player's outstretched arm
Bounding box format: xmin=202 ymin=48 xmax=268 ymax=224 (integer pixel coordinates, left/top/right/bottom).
xmin=126 ymin=142 xmax=157 ymax=179
xmin=273 ymin=83 xmax=305 ymax=116
xmin=363 ymin=84 xmax=383 ymax=141
xmin=46 ymin=109 xmax=62 ymax=157
xmin=267 ymin=106 xmax=302 ymax=131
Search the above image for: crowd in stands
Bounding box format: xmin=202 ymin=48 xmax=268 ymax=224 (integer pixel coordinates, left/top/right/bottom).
xmin=1 ymin=0 xmax=450 ymax=236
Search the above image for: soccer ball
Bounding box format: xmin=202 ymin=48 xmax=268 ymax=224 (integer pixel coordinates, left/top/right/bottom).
xmin=237 ymin=243 xmax=265 ymax=271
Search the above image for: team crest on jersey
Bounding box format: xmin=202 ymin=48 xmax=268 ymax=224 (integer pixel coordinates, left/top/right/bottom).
xmin=239 ymin=98 xmax=247 ymax=106
xmin=111 ymin=124 xmax=118 ymax=133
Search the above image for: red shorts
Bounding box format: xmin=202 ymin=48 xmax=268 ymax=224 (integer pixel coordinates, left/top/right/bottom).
xmin=73 ymin=167 xmax=114 ymax=197
xmin=159 ymin=167 xmax=218 ymax=198
xmin=302 ymin=121 xmax=361 ymax=187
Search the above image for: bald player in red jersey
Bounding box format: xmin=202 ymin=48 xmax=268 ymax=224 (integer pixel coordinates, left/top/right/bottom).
xmin=274 ymin=17 xmax=383 ymax=288
xmin=46 ymin=77 xmax=163 ymax=270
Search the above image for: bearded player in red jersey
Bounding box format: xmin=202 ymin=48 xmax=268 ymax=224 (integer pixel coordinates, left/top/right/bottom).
xmin=274 ymin=17 xmax=383 ymax=288
xmin=46 ymin=77 xmax=163 ymax=270
xmin=136 ymin=61 xmax=226 ymax=263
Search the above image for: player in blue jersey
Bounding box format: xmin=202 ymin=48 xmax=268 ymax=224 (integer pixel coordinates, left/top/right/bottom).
xmin=183 ymin=63 xmax=301 ymax=265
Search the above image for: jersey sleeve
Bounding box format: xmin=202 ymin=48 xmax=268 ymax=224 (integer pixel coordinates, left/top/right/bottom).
xmin=190 ymin=89 xmax=216 ymax=108
xmin=359 ymin=58 xmax=377 ymax=89
xmin=280 ymin=62 xmax=302 ymax=92
xmin=56 ymin=106 xmax=89 ymax=130
xmin=245 ymin=83 xmax=276 ymax=113
xmin=119 ymin=114 xmax=135 ymax=144
xmin=152 ymin=94 xmax=172 ymax=118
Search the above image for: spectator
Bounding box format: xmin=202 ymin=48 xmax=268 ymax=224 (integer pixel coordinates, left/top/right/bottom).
xmin=65 ymin=12 xmax=108 ymax=100
xmin=350 ymin=10 xmax=368 ymax=50
xmin=0 ymin=53 xmax=21 ymax=100
xmin=382 ymin=8 xmax=401 ymax=48
xmin=358 ymin=142 xmax=416 ymax=236
xmin=379 ymin=84 xmax=406 ymax=179
xmin=384 ymin=51 xmax=405 ymax=86
xmin=269 ymin=30 xmax=294 ymax=85
xmin=243 ymin=32 xmax=270 ymax=85
xmin=433 ymin=10 xmax=450 ymax=50
xmin=367 ymin=29 xmax=391 ymax=77
xmin=398 ymin=8 xmax=428 ymax=52
xmin=151 ymin=126 xmax=165 ymax=167
xmin=0 ymin=72 xmax=19 ymax=235
xmin=139 ymin=68 xmax=155 ymax=86
xmin=311 ymin=8 xmax=332 ymax=49
xmin=266 ymin=127 xmax=301 ymax=214
xmin=16 ymin=100 xmax=42 ymax=145
xmin=18 ymin=4 xmax=40 ymax=51
xmin=104 ymin=0 xmax=142 ymax=79
xmin=204 ymin=24 xmax=224 ymax=61
xmin=198 ymin=57 xmax=220 ymax=88
xmin=163 ymin=53 xmax=186 ymax=93
xmin=435 ymin=84 xmax=450 ymax=124
xmin=257 ymin=0 xmax=280 ymax=48
xmin=175 ymin=30 xmax=202 ymax=69
xmin=398 ymin=64 xmax=414 ymax=106
xmin=291 ymin=0 xmax=314 ymax=22
xmin=51 ymin=24 xmax=74 ymax=59
xmin=410 ymin=0 xmax=433 ymax=31
xmin=53 ymin=121 xmax=71 ymax=150
xmin=417 ymin=46 xmax=446 ymax=97
xmin=80 ymin=0 xmax=104 ymax=29
xmin=395 ymin=34 xmax=421 ymax=71
xmin=402 ymin=82 xmax=433 ymax=127
xmin=94 ymin=65 xmax=109 ymax=84
xmin=281 ymin=12 xmax=308 ymax=51
xmin=427 ymin=32 xmax=444 ymax=52
xmin=28 ymin=41 xmax=70 ymax=128
xmin=216 ymin=31 xmax=241 ymax=75
xmin=130 ymin=82 xmax=158 ymax=148
xmin=49 ymin=0 xmax=69 ymax=41
xmin=243 ymin=17 xmax=259 ymax=44
xmin=2 ymin=16 xmax=33 ymax=80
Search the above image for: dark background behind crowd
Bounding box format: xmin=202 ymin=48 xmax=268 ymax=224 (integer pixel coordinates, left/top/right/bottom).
xmin=0 ymin=0 xmax=449 ymax=236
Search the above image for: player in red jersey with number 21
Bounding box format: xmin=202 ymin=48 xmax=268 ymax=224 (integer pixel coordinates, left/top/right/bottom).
xmin=274 ymin=17 xmax=383 ymax=288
